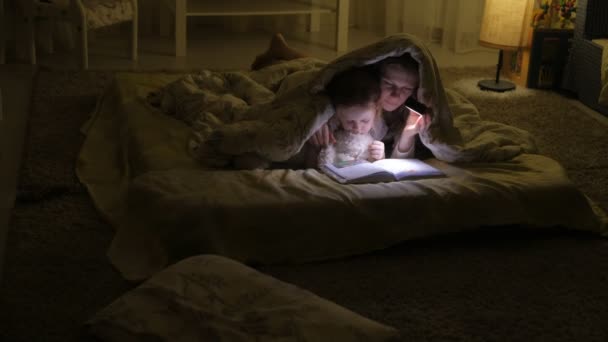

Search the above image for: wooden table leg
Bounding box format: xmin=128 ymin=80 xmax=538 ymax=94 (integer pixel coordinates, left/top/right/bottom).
xmin=335 ymin=0 xmax=349 ymax=52
xmin=309 ymin=1 xmax=320 ymax=33
xmin=175 ymin=0 xmax=186 ymax=57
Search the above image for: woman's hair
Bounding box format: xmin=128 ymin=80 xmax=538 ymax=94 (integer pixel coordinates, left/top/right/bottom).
xmin=377 ymin=53 xmax=419 ymax=79
xmin=325 ymin=66 xmax=381 ymax=108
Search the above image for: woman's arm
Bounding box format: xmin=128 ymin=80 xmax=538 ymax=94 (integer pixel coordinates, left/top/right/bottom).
xmin=308 ymin=116 xmax=340 ymax=146
xmin=391 ymin=133 xmax=416 ymax=158
xmin=308 ymin=123 xmax=336 ymax=146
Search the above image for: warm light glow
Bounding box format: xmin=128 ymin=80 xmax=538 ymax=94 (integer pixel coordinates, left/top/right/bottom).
xmin=479 ymin=0 xmax=528 ymax=50
xmin=405 ymin=113 xmax=423 ymax=130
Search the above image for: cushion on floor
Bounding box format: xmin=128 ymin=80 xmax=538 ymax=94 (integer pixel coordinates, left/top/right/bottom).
xmin=85 ymin=254 xmax=401 ymax=342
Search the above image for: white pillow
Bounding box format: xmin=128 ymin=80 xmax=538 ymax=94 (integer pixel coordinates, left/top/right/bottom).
xmin=86 ymin=255 xmax=400 ymax=342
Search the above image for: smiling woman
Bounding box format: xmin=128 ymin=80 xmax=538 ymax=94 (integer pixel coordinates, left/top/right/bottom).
xmin=378 ymin=57 xmax=419 ymax=111
xmin=373 ymin=54 xmax=432 ymax=160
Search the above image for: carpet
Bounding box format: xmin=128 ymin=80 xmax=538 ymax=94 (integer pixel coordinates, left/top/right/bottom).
xmin=1 ymin=67 xmax=607 ymax=342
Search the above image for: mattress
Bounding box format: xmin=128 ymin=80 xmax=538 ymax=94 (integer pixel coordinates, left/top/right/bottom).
xmin=77 ymin=72 xmax=607 ymax=281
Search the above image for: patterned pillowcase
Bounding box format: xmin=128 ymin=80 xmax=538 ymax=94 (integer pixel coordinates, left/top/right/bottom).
xmin=86 ymin=255 xmax=401 ymax=342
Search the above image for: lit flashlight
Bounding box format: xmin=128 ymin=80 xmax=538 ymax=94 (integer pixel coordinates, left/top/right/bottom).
xmin=404 ymin=97 xmax=428 ymax=116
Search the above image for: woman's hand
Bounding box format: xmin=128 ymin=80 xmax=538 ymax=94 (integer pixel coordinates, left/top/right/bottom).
xmin=403 ymin=111 xmax=431 ymax=136
xmin=368 ymin=140 xmax=385 ymax=161
xmin=308 ymin=123 xmax=336 ymax=147
xmin=395 ymin=110 xmax=431 ymax=154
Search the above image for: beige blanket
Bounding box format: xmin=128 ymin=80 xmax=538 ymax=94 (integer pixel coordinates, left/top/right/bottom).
xmin=155 ymin=34 xmax=536 ymax=166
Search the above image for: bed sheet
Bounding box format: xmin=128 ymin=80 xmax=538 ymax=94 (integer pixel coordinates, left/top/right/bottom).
xmin=593 ymin=39 xmax=608 ymax=106
xmin=77 ymin=72 xmax=607 ymax=281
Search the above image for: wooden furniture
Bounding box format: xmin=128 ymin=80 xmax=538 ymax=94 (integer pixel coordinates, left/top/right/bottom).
xmin=159 ymin=0 xmax=350 ymax=57
xmin=504 ymin=28 xmax=573 ymax=90
xmin=74 ymin=0 xmax=138 ymax=69
xmin=15 ymin=0 xmax=138 ymax=69
xmin=527 ymin=28 xmax=573 ymax=89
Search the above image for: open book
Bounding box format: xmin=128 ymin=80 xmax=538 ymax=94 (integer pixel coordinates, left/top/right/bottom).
xmin=322 ymin=158 xmax=445 ymax=184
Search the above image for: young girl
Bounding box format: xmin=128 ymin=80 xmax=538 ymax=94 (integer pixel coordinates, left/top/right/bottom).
xmin=320 ymin=66 xmax=386 ymax=167
xmin=278 ymin=66 xmax=386 ymax=169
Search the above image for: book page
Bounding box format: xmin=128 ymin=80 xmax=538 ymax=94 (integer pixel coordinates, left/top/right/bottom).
xmin=324 ymin=162 xmax=389 ymax=181
xmin=371 ymin=159 xmax=444 ymax=179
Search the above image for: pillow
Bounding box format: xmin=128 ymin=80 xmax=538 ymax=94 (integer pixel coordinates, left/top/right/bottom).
xmin=86 ymin=255 xmax=401 ymax=342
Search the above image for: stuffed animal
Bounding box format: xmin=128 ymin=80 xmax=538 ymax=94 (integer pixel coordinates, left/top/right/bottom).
xmin=318 ymin=130 xmax=375 ymax=168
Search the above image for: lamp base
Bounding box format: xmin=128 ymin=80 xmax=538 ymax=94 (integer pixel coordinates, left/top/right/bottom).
xmin=478 ymin=79 xmax=516 ymax=92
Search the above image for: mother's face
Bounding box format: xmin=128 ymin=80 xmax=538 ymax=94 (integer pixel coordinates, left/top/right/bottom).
xmin=379 ymin=64 xmax=419 ymax=112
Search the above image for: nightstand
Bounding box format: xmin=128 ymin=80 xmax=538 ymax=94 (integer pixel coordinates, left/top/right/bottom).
xmin=503 ymin=28 xmax=574 ymax=90
xmin=527 ymin=28 xmax=574 ymax=89
xmin=159 ymin=0 xmax=350 ymax=57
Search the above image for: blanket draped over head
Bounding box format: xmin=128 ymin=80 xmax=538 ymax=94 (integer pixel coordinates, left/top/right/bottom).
xmin=155 ymin=34 xmax=536 ymax=167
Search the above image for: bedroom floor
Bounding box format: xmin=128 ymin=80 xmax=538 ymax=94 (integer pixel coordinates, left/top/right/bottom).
xmin=9 ymin=26 xmax=502 ymax=70
xmin=0 ymin=27 xmax=607 ymax=280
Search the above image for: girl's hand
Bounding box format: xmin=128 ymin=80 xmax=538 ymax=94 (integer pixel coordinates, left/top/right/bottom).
xmin=368 ymin=140 xmax=385 ymax=161
xmin=308 ymin=123 xmax=336 ymax=147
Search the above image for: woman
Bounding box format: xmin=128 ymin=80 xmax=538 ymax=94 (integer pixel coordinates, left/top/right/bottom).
xmin=252 ymin=33 xmax=432 ymax=159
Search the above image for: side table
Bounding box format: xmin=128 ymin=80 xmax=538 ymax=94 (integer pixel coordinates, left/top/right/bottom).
xmin=159 ymin=0 xmax=350 ymax=57
xmin=527 ymin=28 xmax=574 ymax=89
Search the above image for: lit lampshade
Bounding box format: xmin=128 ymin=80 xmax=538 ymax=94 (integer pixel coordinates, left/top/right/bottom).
xmin=478 ymin=0 xmax=528 ymax=92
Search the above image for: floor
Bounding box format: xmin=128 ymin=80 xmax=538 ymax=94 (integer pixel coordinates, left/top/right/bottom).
xmin=0 ymin=65 xmax=37 ymax=283
xmin=8 ymin=25 xmax=503 ymax=71
xmin=0 ymin=25 xmax=606 ymax=281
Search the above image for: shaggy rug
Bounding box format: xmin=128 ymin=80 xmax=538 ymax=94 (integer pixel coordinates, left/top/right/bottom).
xmin=1 ymin=67 xmax=607 ymax=342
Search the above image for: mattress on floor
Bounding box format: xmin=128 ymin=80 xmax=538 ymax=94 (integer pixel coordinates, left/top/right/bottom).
xmin=77 ymin=72 xmax=607 ymax=281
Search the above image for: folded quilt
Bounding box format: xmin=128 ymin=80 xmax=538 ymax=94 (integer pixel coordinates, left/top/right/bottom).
xmin=153 ymin=34 xmax=537 ymax=167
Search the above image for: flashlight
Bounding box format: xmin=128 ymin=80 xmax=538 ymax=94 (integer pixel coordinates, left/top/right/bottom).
xmin=404 ymin=97 xmax=427 ymax=116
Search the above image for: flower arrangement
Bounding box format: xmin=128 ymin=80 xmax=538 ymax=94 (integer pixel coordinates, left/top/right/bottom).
xmin=532 ymin=1 xmax=550 ymax=28
xmin=553 ymin=0 xmax=576 ymax=28
xmin=531 ymin=0 xmax=576 ymax=29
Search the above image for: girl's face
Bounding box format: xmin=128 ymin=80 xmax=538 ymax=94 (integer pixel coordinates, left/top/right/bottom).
xmin=379 ymin=64 xmax=419 ymax=112
xmin=336 ymin=102 xmax=377 ymax=135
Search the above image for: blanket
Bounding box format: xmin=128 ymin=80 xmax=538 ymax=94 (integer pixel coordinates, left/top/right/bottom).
xmin=154 ymin=34 xmax=537 ymax=167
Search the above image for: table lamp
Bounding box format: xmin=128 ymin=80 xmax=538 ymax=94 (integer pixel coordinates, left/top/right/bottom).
xmin=478 ymin=0 xmax=528 ymax=92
